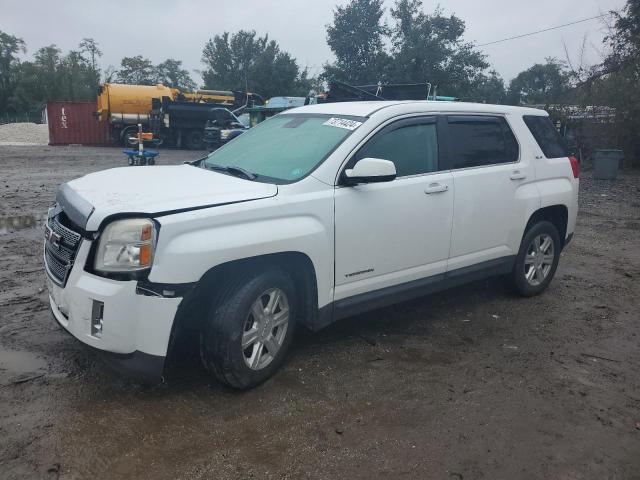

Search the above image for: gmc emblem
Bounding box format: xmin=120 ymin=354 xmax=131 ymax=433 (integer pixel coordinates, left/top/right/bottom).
xmin=45 ymin=225 xmax=62 ymax=249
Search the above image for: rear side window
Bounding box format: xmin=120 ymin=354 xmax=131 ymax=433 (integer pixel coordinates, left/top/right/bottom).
xmin=447 ymin=116 xmax=519 ymax=169
xmin=354 ymin=119 xmax=438 ymax=176
xmin=523 ymin=115 xmax=569 ymax=159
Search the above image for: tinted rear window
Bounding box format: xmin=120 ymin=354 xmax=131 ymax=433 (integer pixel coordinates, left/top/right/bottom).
xmin=447 ymin=116 xmax=519 ymax=169
xmin=523 ymin=115 xmax=569 ymax=159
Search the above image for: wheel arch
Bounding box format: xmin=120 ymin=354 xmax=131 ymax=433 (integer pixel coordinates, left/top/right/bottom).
xmin=165 ymin=251 xmax=320 ymax=366
xmin=524 ymin=205 xmax=569 ymax=248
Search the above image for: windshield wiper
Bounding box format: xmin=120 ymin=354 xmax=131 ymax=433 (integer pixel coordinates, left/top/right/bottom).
xmin=226 ymin=165 xmax=256 ymax=180
xmin=203 ymin=163 xmax=256 ymax=180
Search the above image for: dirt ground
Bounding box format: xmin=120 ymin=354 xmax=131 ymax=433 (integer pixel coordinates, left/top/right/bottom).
xmin=1 ymin=145 xmax=639 ymax=480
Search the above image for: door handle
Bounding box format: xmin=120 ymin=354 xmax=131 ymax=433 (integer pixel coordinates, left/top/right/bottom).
xmin=424 ymin=183 xmax=449 ymax=194
xmin=510 ymin=170 xmax=527 ymax=180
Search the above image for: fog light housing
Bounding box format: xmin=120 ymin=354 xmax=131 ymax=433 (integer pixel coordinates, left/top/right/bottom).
xmin=91 ymin=300 xmax=104 ymax=337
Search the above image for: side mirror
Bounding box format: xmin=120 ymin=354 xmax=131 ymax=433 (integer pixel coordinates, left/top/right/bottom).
xmin=343 ymin=158 xmax=397 ymax=185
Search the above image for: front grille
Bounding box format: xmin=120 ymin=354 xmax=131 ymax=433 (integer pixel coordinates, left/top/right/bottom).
xmin=44 ymin=212 xmax=82 ymax=287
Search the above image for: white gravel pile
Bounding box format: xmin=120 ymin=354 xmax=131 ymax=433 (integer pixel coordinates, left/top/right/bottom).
xmin=0 ymin=123 xmax=49 ymax=146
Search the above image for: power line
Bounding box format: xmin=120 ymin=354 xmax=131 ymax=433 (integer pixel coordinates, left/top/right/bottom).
xmin=303 ymin=12 xmax=616 ymax=71
xmin=477 ymin=13 xmax=613 ymax=47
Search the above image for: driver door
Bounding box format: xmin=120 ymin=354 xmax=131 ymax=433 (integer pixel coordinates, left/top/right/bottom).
xmin=333 ymin=116 xmax=454 ymax=303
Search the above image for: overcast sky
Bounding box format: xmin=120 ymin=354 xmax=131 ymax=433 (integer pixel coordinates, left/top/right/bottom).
xmin=2 ymin=0 xmax=626 ymax=87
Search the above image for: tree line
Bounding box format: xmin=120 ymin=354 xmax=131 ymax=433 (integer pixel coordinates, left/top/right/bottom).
xmin=0 ymin=0 xmax=613 ymax=114
xmin=0 ymin=0 xmax=638 ymax=156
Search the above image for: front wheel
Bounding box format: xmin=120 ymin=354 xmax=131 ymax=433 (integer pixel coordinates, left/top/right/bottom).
xmin=200 ymin=269 xmax=296 ymax=389
xmin=509 ymin=220 xmax=561 ymax=297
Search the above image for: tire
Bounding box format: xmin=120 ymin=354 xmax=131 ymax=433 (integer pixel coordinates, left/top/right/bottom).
xmin=199 ymin=269 xmax=296 ymax=389
xmin=122 ymin=126 xmax=139 ymax=147
xmin=509 ymin=220 xmax=561 ymax=297
xmin=185 ymin=130 xmax=205 ymax=150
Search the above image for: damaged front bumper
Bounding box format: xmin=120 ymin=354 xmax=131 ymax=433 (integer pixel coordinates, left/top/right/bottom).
xmin=47 ymin=240 xmax=182 ymax=383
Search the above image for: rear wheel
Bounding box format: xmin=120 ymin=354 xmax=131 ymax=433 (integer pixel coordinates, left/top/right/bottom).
xmin=185 ymin=130 xmax=205 ymax=150
xmin=199 ymin=269 xmax=296 ymax=389
xmin=509 ymin=220 xmax=561 ymax=297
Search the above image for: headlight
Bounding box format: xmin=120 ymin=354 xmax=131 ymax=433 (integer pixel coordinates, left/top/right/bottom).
xmin=94 ymin=218 xmax=156 ymax=272
xmin=220 ymin=130 xmax=231 ymax=140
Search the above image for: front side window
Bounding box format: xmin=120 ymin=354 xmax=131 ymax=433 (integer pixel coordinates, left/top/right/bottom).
xmin=523 ymin=115 xmax=569 ymax=159
xmin=353 ymin=120 xmax=439 ymax=176
xmin=447 ymin=116 xmax=519 ymax=169
xmin=204 ymin=113 xmax=365 ymax=183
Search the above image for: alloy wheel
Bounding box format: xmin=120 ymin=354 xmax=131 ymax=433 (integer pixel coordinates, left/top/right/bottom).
xmin=241 ymin=288 xmax=290 ymax=370
xmin=523 ymin=234 xmax=555 ymax=286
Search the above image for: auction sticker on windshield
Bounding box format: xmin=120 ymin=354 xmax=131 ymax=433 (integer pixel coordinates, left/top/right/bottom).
xmin=323 ymin=118 xmax=362 ymax=130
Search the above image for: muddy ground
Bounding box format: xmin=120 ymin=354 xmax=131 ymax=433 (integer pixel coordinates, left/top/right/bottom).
xmin=1 ymin=145 xmax=639 ymax=480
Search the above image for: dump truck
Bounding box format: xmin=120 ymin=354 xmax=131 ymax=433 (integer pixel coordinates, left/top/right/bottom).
xmin=95 ymin=83 xmax=264 ymax=149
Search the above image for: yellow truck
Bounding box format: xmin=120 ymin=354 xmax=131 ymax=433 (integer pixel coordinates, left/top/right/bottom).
xmin=95 ymin=83 xmax=263 ymax=149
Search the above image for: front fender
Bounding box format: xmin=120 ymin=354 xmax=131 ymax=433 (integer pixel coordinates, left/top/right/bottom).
xmin=148 ymin=198 xmax=334 ymax=307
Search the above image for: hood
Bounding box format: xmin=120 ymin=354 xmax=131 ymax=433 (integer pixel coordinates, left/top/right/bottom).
xmin=57 ymin=164 xmax=277 ymax=231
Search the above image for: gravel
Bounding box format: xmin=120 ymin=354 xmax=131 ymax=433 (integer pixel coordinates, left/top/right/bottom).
xmin=0 ymin=123 xmax=49 ymax=145
xmin=1 ymin=146 xmax=639 ymax=479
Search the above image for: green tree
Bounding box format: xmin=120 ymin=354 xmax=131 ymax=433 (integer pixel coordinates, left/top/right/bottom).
xmin=323 ymin=0 xmax=389 ymax=84
xmin=79 ymin=38 xmax=102 ymax=88
xmin=116 ymin=55 xmax=155 ymax=85
xmin=507 ymin=58 xmax=572 ymax=105
xmin=1 ymin=36 xmax=101 ymax=116
xmin=388 ymin=1 xmax=488 ymax=96
xmin=322 ymin=0 xmax=489 ymax=97
xmin=32 ymin=45 xmax=64 ymax=101
xmin=466 ymin=70 xmax=507 ymax=104
xmin=590 ymin=0 xmax=640 ymax=166
xmin=155 ymin=58 xmax=196 ymax=91
xmin=0 ymin=31 xmax=26 ymax=114
xmin=9 ymin=45 xmax=66 ymax=113
xmin=201 ymin=30 xmax=312 ymax=98
xmin=59 ymin=49 xmax=97 ymax=100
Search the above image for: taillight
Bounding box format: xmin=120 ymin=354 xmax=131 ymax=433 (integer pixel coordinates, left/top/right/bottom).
xmin=569 ymin=155 xmax=579 ymax=178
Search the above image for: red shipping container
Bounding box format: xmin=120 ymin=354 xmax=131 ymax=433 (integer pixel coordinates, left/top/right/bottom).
xmin=47 ymin=101 xmax=112 ymax=146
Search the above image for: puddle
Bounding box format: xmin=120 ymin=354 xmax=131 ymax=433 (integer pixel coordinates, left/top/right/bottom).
xmin=0 ymin=349 xmax=47 ymax=381
xmin=0 ymin=213 xmax=46 ymax=235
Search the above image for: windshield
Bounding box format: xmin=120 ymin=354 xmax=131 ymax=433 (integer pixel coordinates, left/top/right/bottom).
xmin=203 ymin=113 xmax=365 ymax=183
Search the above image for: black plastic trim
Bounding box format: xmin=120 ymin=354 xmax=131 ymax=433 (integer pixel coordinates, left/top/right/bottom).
xmin=96 ymin=350 xmax=165 ymax=383
xmin=318 ymin=256 xmax=516 ymax=329
xmin=564 ymin=232 xmax=574 ymax=248
xmin=50 ymin=308 xmax=165 ymax=383
xmin=334 ymin=273 xmax=445 ymax=321
xmin=136 ymin=280 xmax=197 ymax=298
xmin=341 ymin=174 xmax=396 ymax=186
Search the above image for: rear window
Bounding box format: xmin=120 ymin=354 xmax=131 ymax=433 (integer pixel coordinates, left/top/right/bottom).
xmin=447 ymin=116 xmax=519 ymax=169
xmin=523 ymin=115 xmax=569 ymax=159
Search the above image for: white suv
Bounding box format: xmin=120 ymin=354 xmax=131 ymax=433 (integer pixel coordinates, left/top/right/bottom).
xmin=45 ymin=101 xmax=579 ymax=388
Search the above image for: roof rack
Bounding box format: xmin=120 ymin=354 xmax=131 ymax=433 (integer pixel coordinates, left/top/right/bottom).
xmin=321 ymin=81 xmax=457 ymax=103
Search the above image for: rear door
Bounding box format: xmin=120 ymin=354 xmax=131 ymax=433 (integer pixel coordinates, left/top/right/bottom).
xmin=334 ymin=116 xmax=454 ymax=301
xmin=444 ymin=115 xmax=535 ymax=271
